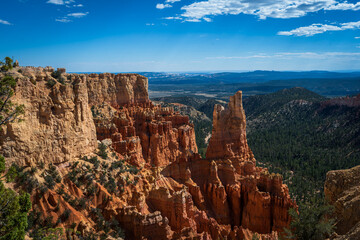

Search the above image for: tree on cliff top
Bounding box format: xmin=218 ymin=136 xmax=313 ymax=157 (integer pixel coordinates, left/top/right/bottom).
xmin=0 ymin=57 xmax=14 ymax=72
xmin=0 ymin=75 xmax=24 ymax=129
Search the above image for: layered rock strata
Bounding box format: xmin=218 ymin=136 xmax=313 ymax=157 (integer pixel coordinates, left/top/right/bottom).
xmin=0 ymin=70 xmax=97 ymax=166
xmin=206 ymin=91 xmax=253 ymax=160
xmin=0 ymin=66 xmax=296 ymax=240
xmin=325 ymin=165 xmax=360 ymax=240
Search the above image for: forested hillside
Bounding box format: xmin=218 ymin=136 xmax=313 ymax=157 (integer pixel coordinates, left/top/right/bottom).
xmin=244 ymin=88 xmax=360 ymax=201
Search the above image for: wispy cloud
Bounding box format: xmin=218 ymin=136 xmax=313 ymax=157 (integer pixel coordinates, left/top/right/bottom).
xmin=56 ymin=12 xmax=89 ymax=23
xmin=0 ymin=19 xmax=12 ymax=25
xmin=47 ymin=0 xmax=64 ymax=5
xmin=278 ymin=21 xmax=360 ymax=36
xmin=67 ymin=12 xmax=89 ymax=18
xmin=166 ymin=0 xmax=181 ymax=3
xmin=55 ymin=17 xmax=71 ymax=23
xmin=163 ymin=16 xmax=182 ymax=20
xmin=179 ymin=0 xmax=360 ymax=22
xmin=355 ymin=36 xmax=360 ymax=39
xmin=47 ymin=0 xmax=76 ymax=4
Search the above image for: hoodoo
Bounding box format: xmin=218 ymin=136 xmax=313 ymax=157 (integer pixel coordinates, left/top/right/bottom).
xmin=206 ymin=90 xmax=252 ymax=160
xmin=0 ymin=66 xmax=296 ymax=239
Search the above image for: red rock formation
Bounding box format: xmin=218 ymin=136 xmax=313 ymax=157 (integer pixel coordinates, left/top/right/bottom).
xmin=92 ymin=102 xmax=197 ymax=167
xmin=206 ymin=91 xmax=253 ymax=160
xmin=321 ymin=93 xmax=360 ymax=108
xmin=0 ymin=67 xmax=296 ymax=240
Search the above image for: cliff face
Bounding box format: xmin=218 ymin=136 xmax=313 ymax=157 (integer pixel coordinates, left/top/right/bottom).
xmin=0 ymin=69 xmax=97 ymax=166
xmin=325 ymin=165 xmax=360 ymax=239
xmin=86 ymin=73 xmax=149 ymax=107
xmin=0 ymin=67 xmax=296 ymax=240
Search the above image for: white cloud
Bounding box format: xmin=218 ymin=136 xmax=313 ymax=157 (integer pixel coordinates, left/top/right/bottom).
xmin=163 ymin=16 xmax=182 ymax=20
xmin=67 ymin=12 xmax=89 ymax=18
xmin=203 ymin=17 xmax=212 ymax=22
xmin=185 ymin=18 xmax=202 ymax=22
xmin=278 ymin=21 xmax=360 ymax=36
xmin=156 ymin=3 xmax=172 ymax=9
xmin=180 ymin=0 xmax=360 ymax=22
xmin=146 ymin=23 xmax=155 ymax=26
xmin=56 ymin=17 xmax=71 ymax=23
xmin=47 ymin=0 xmax=64 ymax=5
xmin=157 ymin=0 xmax=180 ymax=10
xmin=356 ymin=37 xmax=360 ymax=39
xmin=73 ymin=4 xmax=83 ymax=7
xmin=0 ymin=19 xmax=12 ymax=25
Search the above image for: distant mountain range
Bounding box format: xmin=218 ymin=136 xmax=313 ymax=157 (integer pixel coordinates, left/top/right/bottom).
xmin=140 ymin=70 xmax=360 ymax=84
xmin=147 ymin=71 xmax=360 ymax=98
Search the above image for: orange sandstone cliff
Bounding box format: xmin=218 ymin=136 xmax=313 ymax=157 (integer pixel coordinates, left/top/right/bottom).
xmin=0 ymin=66 xmax=296 ymax=239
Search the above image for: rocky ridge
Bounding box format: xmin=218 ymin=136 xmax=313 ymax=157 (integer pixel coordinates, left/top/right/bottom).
xmin=0 ymin=66 xmax=296 ymax=239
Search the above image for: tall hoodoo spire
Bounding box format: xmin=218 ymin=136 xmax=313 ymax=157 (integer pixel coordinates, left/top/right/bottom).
xmin=206 ymin=91 xmax=252 ymax=160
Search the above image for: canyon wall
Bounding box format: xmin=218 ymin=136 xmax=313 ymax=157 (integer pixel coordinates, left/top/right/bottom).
xmin=0 ymin=69 xmax=97 ymax=166
xmin=325 ymin=165 xmax=360 ymax=240
xmin=0 ymin=66 xmax=296 ymax=240
xmin=85 ymin=73 xmax=149 ymax=107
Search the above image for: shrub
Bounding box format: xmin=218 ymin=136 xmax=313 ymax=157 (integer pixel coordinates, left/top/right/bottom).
xmin=39 ymin=184 xmax=48 ymax=194
xmin=60 ymin=209 xmax=71 ymax=222
xmin=39 ymin=162 xmax=45 ymax=169
xmin=110 ymin=160 xmax=124 ymax=171
xmin=127 ymin=165 xmax=139 ymax=175
xmin=46 ymin=79 xmax=57 ymax=88
xmin=86 ymin=185 xmax=96 ymax=196
xmin=6 ymin=164 xmax=19 ymax=182
xmin=105 ymin=175 xmax=117 ymax=193
xmin=77 ymin=198 xmax=87 ymax=210
xmin=44 ymin=175 xmax=55 ymax=189
xmin=56 ymin=188 xmax=65 ymax=196
xmin=98 ymin=143 xmax=108 ymax=159
xmin=51 ymin=70 xmax=65 ymax=85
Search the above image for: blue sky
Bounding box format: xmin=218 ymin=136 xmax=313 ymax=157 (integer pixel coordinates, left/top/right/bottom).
xmin=1 ymin=0 xmax=360 ymax=72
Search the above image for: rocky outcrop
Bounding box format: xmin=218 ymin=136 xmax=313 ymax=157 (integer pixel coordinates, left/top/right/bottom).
xmin=161 ymin=155 xmax=296 ymax=236
xmin=321 ymin=94 xmax=360 ymax=108
xmin=93 ymin=102 xmax=197 ymax=167
xmin=0 ymin=69 xmax=97 ymax=166
xmin=206 ymin=91 xmax=253 ymax=160
xmin=0 ymin=66 xmax=296 ymax=240
xmin=86 ymin=73 xmax=149 ymax=107
xmin=325 ymin=165 xmax=360 ymax=239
